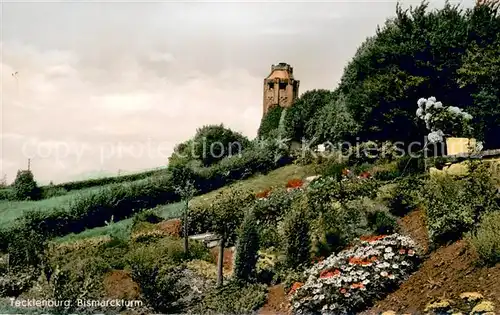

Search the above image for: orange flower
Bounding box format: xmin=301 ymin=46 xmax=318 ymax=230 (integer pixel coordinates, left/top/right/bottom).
xmin=286 ymin=178 xmax=304 ymax=189
xmin=351 ymin=282 xmax=365 ymax=289
xmin=348 ymin=257 xmax=372 ymax=266
xmin=359 ymin=171 xmax=371 ymax=179
xmin=255 ymin=188 xmax=271 ymax=199
xmin=320 ymin=269 xmax=341 ymax=279
xmin=288 ymin=282 xmax=304 ymax=295
xmin=370 ymin=256 xmax=378 ymax=262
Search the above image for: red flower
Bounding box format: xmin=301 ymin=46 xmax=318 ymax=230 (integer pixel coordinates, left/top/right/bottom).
xmin=320 ymin=269 xmax=341 ymax=279
xmin=255 ymin=188 xmax=271 ymax=199
xmin=286 ymin=178 xmax=304 ymax=189
xmin=340 ymin=288 xmax=347 ymax=294
xmin=399 ymin=248 xmax=406 ymax=255
xmin=288 ymin=282 xmax=304 ymax=295
xmin=351 ymin=282 xmax=365 ymax=289
xmin=359 ymin=171 xmax=371 ymax=179
xmin=342 ymin=169 xmax=351 ymax=176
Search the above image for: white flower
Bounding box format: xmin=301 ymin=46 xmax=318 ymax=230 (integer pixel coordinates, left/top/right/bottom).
xmin=319 ymin=294 xmax=325 ymax=300
xmin=463 ymin=113 xmax=473 ymax=120
xmin=416 ymin=108 xmax=424 ymax=118
xmin=381 ymin=271 xmax=388 ymax=277
xmin=388 ymin=274 xmax=396 ymax=280
xmin=428 ymin=130 xmax=444 ymax=143
xmin=345 ymin=293 xmax=351 ymax=297
xmin=392 ymin=264 xmax=399 ymax=269
xmin=362 ymin=279 xmax=370 ymax=285
xmin=313 ymin=295 xmax=319 ymax=300
xmin=425 ymin=100 xmax=435 ymax=110
xmin=417 ymin=98 xmax=426 ymax=108
xmin=385 ymin=247 xmax=393 ymax=253
xmin=424 ymin=113 xmax=432 ymax=122
xmin=428 ymin=96 xmax=437 ymax=103
xmin=434 ymin=101 xmax=443 ymax=109
xmin=330 ymin=304 xmax=336 ymax=310
xmin=294 ymin=302 xmax=300 ymax=308
xmin=322 ymin=305 xmax=329 ymax=311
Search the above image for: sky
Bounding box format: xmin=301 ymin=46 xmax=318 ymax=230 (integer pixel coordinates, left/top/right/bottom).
xmin=0 ymin=0 xmax=474 ymax=185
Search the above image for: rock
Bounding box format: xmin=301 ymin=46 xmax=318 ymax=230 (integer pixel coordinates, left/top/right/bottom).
xmin=305 ymin=175 xmax=321 ymax=183
xmin=424 ymin=299 xmax=452 ymax=313
xmin=471 ymin=300 xmax=495 ymax=314
xmin=460 ymin=292 xmax=484 ymax=302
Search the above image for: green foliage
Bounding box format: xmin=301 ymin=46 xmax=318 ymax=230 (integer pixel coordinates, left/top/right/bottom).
xmin=468 ymin=211 xmax=500 ymax=266
xmin=194 ymin=280 xmax=266 ymax=314
xmin=257 ymin=105 xmax=283 ymax=139
xmin=283 ymin=208 xmax=310 ymax=269
xmin=283 ymin=89 xmax=336 ymax=142
xmin=13 ymin=170 xmax=40 ymax=201
xmin=234 ymin=211 xmax=260 ymax=282
xmin=41 ymin=186 xmax=68 ymax=199
xmin=312 ymin=93 xmax=360 ymax=145
xmin=0 ymin=188 xmax=14 ymax=201
xmin=387 ymin=176 xmax=424 ymax=216
xmin=191 ymin=124 xmax=251 ymax=166
xmin=132 ymin=209 xmax=163 ymax=227
xmin=366 ymin=209 xmax=398 ymax=235
xmin=130 ymin=262 xmax=187 ymax=313
xmin=424 ymin=162 xmax=499 ymax=244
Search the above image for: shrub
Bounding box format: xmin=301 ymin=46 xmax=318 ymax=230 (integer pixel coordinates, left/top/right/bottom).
xmin=290 ymin=234 xmax=420 ymax=314
xmin=366 ymin=210 xmax=398 ymax=235
xmin=130 ymin=262 xmax=187 ymax=313
xmin=132 ymin=209 xmax=163 ymax=227
xmin=41 ymin=186 xmax=68 ymax=199
xmin=423 ymin=175 xmax=475 ymax=244
xmin=396 ymin=155 xmax=426 ymax=176
xmin=387 ymin=176 xmax=424 ymax=217
xmin=191 ymin=124 xmax=251 ymax=166
xmin=12 ymin=170 xmax=40 ymax=201
xmin=258 ymin=105 xmax=283 ymax=139
xmin=193 ymin=280 xmax=266 ymax=314
xmin=252 ymin=188 xmax=301 ymax=224
xmin=0 ymin=188 xmax=14 ymax=201
xmin=424 ymin=162 xmax=499 ymax=244
xmin=468 ymin=211 xmax=500 ymax=266
xmin=234 ymin=211 xmax=260 ymax=282
xmin=283 ymin=209 xmax=311 ymax=270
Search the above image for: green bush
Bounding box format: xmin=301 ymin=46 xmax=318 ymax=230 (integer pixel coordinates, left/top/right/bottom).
xmin=132 ymin=209 xmax=164 ymax=227
xmin=468 ymin=211 xmax=500 ymax=266
xmin=193 ymin=280 xmax=266 ymax=314
xmin=283 ymin=209 xmax=310 ymax=269
xmin=130 ymin=262 xmax=187 ymax=313
xmin=396 ymin=155 xmax=426 ymax=176
xmin=12 ymin=170 xmax=40 ymax=201
xmin=257 ymin=105 xmax=283 ymax=139
xmin=387 ymin=176 xmax=424 ymax=216
xmin=191 ymin=124 xmax=251 ymax=166
xmin=41 ymin=186 xmax=68 ymax=199
xmin=366 ymin=209 xmax=398 ymax=235
xmin=0 ymin=188 xmax=14 ymax=201
xmin=234 ymin=211 xmax=260 ymax=282
xmin=424 ymin=163 xmax=499 ymax=245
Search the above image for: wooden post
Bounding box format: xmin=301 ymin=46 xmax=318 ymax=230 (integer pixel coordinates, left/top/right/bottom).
xmin=217 ymin=237 xmax=225 ymax=287
xmin=27 ymin=159 xmax=31 ymax=171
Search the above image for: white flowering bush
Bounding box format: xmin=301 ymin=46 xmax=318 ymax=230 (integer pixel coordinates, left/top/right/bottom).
xmin=289 ymin=234 xmax=420 ymax=314
xmin=416 ymin=97 xmax=474 ymax=143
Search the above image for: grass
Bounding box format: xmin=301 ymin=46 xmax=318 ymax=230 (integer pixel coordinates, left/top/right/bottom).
xmin=54 ymin=163 xmax=317 ymax=245
xmin=190 ymin=163 xmax=317 ymax=208
xmin=0 ymin=184 xmax=116 ymax=229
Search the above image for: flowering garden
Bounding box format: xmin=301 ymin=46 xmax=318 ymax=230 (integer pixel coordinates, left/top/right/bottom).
xmin=289 ymin=234 xmax=420 ymax=314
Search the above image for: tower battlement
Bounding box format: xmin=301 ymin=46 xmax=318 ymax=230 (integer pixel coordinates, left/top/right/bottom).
xmin=262 ymin=63 xmax=300 ymax=116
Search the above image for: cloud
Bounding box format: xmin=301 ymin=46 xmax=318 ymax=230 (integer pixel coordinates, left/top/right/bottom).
xmin=0 ymin=0 xmax=475 ymax=184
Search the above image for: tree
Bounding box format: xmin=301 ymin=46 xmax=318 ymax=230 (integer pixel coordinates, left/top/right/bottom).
xmin=192 ymin=124 xmax=251 ymax=166
xmin=12 ymin=170 xmax=40 ymax=201
xmin=0 ymin=174 xmax=7 ymax=188
xmin=257 ymin=105 xmax=283 ymax=139
xmin=175 ymin=180 xmax=197 ymax=255
xmin=234 ymin=210 xmax=260 ymax=282
xmin=208 ymin=188 xmax=254 ymax=286
xmin=283 ymin=209 xmax=311 ymax=269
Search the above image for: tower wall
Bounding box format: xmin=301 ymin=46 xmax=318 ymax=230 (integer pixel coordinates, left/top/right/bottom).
xmin=262 ymin=63 xmax=300 ymax=116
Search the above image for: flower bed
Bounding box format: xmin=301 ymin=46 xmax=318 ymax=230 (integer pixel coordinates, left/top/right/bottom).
xmin=289 ymin=234 xmax=420 ymax=314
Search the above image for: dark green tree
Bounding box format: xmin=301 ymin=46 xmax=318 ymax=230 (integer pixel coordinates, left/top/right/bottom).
xmin=234 ymin=210 xmax=260 ymax=282
xmin=12 ymin=170 xmax=40 ymax=201
xmin=283 ymin=210 xmax=311 ymax=269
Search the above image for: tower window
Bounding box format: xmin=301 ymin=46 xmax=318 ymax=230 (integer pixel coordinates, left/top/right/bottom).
xmin=268 ymin=82 xmax=274 ymax=89
xmin=279 ymin=82 xmax=287 ymax=90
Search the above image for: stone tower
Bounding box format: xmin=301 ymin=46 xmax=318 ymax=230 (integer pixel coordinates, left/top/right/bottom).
xmin=263 ymin=62 xmax=300 ymax=116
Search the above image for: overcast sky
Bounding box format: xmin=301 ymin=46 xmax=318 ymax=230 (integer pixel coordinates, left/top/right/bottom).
xmin=1 ymin=0 xmax=473 ymax=184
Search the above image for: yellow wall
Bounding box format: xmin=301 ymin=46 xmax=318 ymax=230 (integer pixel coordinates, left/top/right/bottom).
xmin=446 ymin=137 xmax=477 ymax=156
xmin=429 ymin=157 xmax=500 ymax=178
